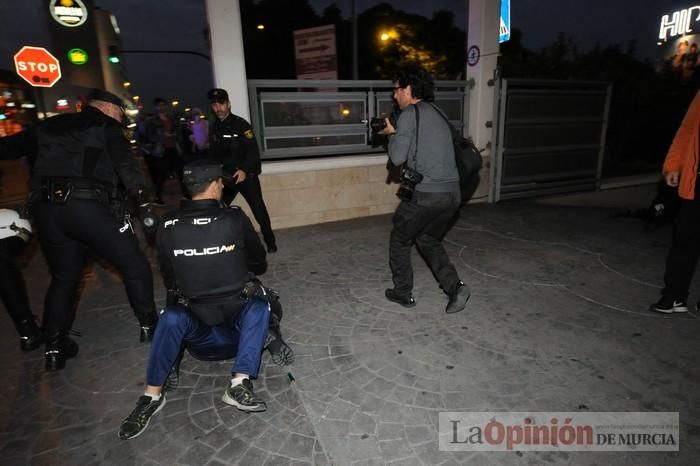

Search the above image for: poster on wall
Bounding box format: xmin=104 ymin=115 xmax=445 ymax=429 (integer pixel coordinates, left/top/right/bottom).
xmin=657 ymin=5 xmax=700 ymax=80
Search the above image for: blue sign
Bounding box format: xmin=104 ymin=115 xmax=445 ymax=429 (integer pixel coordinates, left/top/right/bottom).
xmin=499 ymin=0 xmax=511 ymax=43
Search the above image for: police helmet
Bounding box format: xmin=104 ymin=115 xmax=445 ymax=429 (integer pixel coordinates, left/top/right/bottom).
xmin=0 ymin=209 xmax=32 ymax=241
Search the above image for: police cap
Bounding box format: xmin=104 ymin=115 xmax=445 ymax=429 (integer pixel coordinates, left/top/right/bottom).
xmin=207 ymin=88 xmax=229 ymax=104
xmin=183 ymin=160 xmax=232 ymax=184
xmin=87 ymin=88 xmax=124 ymax=108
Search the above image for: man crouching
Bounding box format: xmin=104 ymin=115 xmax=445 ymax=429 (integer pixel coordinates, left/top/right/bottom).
xmin=119 ymin=160 xmax=292 ymax=440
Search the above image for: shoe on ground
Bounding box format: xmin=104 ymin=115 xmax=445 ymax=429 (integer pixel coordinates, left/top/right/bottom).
xmin=266 ymin=337 xmax=295 ymax=366
xmin=650 ymin=297 xmax=688 ymax=314
xmin=44 ymin=334 xmax=79 ymax=371
xmin=118 ymin=395 xmax=166 ymax=440
xmin=222 ymin=378 xmax=267 ymax=412
xmin=267 ymin=244 xmax=278 ymax=253
xmin=19 ymin=318 xmax=43 ymax=352
xmin=446 ymin=281 xmax=471 ymax=314
xmin=164 ymin=364 xmax=180 ymax=391
xmin=139 ymin=313 xmax=159 ymax=343
xmin=385 ymin=288 xmax=416 ymax=308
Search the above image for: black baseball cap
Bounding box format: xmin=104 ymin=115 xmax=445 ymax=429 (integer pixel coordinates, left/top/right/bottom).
xmin=183 ymin=160 xmax=232 ymax=184
xmin=87 ymin=88 xmax=124 ymax=108
xmin=207 ymin=88 xmax=229 ymax=103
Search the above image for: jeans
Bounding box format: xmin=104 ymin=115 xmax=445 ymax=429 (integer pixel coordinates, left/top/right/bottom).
xmin=146 ymin=298 xmax=270 ymax=386
xmin=663 ymin=180 xmax=700 ymax=301
xmin=389 ymin=190 xmax=461 ymax=296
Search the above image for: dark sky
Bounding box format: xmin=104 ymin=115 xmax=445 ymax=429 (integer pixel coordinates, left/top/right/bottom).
xmin=0 ymin=1 xmax=690 ymax=112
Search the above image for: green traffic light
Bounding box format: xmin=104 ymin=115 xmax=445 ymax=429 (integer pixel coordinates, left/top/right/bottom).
xmin=108 ymin=56 xmax=120 ymax=64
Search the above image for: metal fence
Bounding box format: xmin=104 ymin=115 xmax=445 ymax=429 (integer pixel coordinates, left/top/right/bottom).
xmin=247 ymin=79 xmax=469 ymax=160
xmin=492 ymin=79 xmax=612 ymax=201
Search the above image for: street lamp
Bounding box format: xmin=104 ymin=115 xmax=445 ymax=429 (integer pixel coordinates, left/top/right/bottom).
xmin=256 ymin=24 xmax=265 ymax=30
xmin=171 ymin=100 xmax=179 ymax=107
xmin=123 ymin=81 xmax=131 ymax=88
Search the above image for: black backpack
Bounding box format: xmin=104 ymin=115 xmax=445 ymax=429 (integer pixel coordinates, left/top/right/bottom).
xmin=427 ymin=103 xmax=482 ymax=203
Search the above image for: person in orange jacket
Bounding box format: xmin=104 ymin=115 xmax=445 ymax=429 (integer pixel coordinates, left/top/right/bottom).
xmin=651 ymin=90 xmax=700 ymax=313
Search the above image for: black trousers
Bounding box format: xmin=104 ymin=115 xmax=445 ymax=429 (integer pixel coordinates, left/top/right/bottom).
xmin=663 ymin=180 xmax=700 ymax=301
xmin=31 ymin=200 xmax=156 ymax=335
xmin=223 ymin=175 xmax=276 ymax=248
xmin=0 ymin=236 xmax=34 ymax=334
xmin=389 ymin=190 xmax=461 ymax=297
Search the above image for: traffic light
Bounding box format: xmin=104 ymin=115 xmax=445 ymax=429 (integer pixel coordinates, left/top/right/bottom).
xmin=108 ymin=45 xmax=120 ymax=64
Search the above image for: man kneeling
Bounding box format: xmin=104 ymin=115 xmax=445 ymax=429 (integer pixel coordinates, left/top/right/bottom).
xmin=119 ymin=160 xmax=292 ymax=440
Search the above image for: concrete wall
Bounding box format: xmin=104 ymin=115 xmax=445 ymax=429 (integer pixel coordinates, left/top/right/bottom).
xmin=231 ymin=155 xmax=400 ymax=230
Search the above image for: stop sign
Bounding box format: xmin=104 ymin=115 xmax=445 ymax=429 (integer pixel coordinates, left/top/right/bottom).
xmin=14 ymin=46 xmax=62 ymax=88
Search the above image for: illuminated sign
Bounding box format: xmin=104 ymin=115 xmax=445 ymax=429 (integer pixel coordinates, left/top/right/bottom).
xmin=659 ymin=6 xmax=700 ymax=42
xmin=499 ymin=0 xmax=511 ymax=43
xmin=67 ymin=48 xmax=88 ymax=65
xmin=49 ymin=0 xmax=88 ymax=28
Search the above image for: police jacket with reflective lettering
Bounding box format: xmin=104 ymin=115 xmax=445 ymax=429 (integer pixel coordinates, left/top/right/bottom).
xmin=209 ymin=113 xmax=261 ymax=176
xmin=156 ymin=199 xmax=267 ymax=306
xmin=29 ymin=106 xmax=146 ymax=193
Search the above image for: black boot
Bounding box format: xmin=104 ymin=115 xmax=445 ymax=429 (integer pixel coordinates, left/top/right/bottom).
xmin=139 ymin=311 xmax=159 ymax=343
xmin=18 ymin=317 xmax=43 ymax=352
xmin=44 ymin=333 xmax=79 ymax=372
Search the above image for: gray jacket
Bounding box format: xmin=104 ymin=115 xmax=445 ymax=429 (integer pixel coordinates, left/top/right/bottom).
xmin=388 ymin=101 xmax=459 ymax=193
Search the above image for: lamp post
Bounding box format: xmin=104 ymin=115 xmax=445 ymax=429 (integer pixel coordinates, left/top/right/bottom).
xmin=351 ymin=0 xmax=358 ymax=79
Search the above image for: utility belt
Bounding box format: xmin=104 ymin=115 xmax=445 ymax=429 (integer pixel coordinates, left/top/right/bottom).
xmin=174 ymin=280 xmax=278 ymax=326
xmin=39 ymin=178 xmax=111 ymax=205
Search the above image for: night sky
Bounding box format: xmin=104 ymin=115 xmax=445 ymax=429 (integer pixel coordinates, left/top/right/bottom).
xmin=0 ymin=0 xmax=691 ymax=113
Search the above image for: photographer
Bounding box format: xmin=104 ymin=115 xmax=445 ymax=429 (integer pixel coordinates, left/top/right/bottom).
xmin=383 ymin=65 xmax=471 ymax=314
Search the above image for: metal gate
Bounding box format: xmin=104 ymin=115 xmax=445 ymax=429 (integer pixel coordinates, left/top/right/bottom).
xmin=492 ymin=79 xmax=612 ymax=201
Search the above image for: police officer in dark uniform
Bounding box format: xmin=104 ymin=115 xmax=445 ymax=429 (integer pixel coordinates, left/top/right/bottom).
xmin=1 ymin=89 xmax=159 ymax=371
xmin=118 ymin=160 xmax=292 ymax=440
xmin=207 ymin=88 xmax=277 ymax=253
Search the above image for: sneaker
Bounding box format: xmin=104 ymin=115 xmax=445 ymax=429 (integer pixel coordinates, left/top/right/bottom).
xmin=650 ymin=297 xmax=688 ymax=314
xmin=222 ymin=378 xmax=267 ymax=412
xmin=446 ymin=282 xmax=471 ymax=314
xmin=118 ymin=395 xmax=166 ymax=440
xmin=385 ymin=289 xmax=416 ymax=308
xmin=266 ymin=337 xmax=294 ymax=366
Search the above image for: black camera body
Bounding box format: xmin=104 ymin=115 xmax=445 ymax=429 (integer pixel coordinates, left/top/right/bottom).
xmin=370 ymin=111 xmax=400 ymax=134
xmin=397 ymin=166 xmax=423 ymax=201
xmin=369 ymin=110 xmax=401 ymax=147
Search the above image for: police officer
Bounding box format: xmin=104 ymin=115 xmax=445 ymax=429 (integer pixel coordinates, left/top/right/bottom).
xmin=207 ymin=88 xmax=277 ymax=252
xmin=118 ymin=160 xmax=292 ymax=440
xmin=0 ymin=208 xmax=42 ymax=351
xmin=1 ymin=89 xmax=159 ymax=371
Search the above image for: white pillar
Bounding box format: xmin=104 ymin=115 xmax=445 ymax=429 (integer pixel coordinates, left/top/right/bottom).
xmin=205 ymin=0 xmax=250 ymax=120
xmin=466 ymin=0 xmax=500 ymax=201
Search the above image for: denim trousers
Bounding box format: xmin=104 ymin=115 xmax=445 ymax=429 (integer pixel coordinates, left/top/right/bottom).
xmin=663 ymin=180 xmax=700 ymax=301
xmin=146 ymin=298 xmax=270 ymax=386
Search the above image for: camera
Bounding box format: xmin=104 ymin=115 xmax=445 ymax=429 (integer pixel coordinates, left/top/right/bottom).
xmin=396 ymin=166 xmax=423 ymax=201
xmin=370 ymin=111 xmax=400 ymax=134
xmin=368 ymin=110 xmax=401 ymax=147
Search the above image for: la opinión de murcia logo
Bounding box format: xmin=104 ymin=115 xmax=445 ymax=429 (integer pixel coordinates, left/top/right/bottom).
xmin=659 ymin=6 xmax=700 ymax=42
xmin=438 ymin=412 xmax=679 ymax=452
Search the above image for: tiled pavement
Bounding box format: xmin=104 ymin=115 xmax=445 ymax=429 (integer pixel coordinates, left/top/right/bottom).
xmin=1 ymin=200 xmax=699 ymax=465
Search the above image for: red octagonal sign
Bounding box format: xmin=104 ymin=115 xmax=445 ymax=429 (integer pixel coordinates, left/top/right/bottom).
xmin=14 ymin=46 xmax=62 ymax=88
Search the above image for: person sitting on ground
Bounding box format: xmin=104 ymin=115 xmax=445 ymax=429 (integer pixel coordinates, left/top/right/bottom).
xmin=118 ymin=160 xmax=293 ymax=440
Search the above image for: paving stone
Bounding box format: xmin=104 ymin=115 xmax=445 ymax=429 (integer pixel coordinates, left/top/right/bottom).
xmin=2 ymin=204 xmax=700 ymax=465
